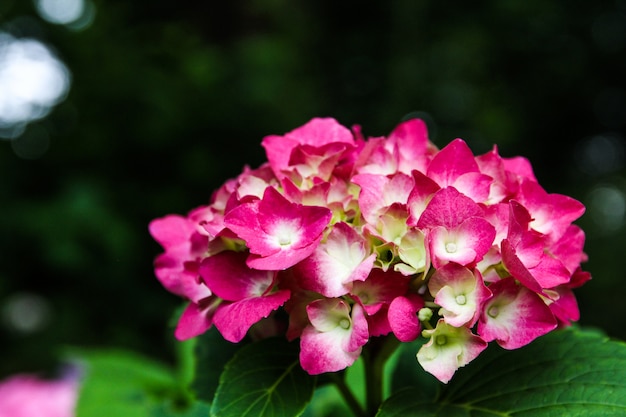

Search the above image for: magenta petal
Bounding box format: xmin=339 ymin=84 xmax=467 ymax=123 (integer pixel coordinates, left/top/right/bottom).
xmin=550 ymin=225 xmax=587 ymax=274
xmin=154 ymin=254 xmax=210 ymax=303
xmin=0 ymin=373 xmax=79 ymax=417
xmin=174 ymin=301 xmax=215 ymax=341
xmin=428 ymin=217 xmax=495 ymax=269
xmin=417 ymin=187 xmax=484 ymax=230
xmin=427 ymin=139 xmax=480 ymax=187
xmin=149 ymin=214 xmax=197 ymax=249
xmin=366 ymin=306 xmax=392 ymax=337
xmin=296 ymin=222 xmax=375 ymax=297
xmin=246 ymin=243 xmax=318 ymax=271
xmin=549 ymin=285 xmax=580 ymax=325
xmin=388 ymin=294 xmax=423 ymax=342
xmin=200 ymin=251 xmax=277 ymax=301
xmin=407 ymin=171 xmax=441 ymax=225
xmin=351 ymin=269 xmax=411 ymax=310
xmin=515 ymin=179 xmax=585 ymax=240
xmin=225 ymin=187 xmax=332 ymax=270
xmin=213 ymin=290 xmax=291 ymax=343
xmin=347 ymin=303 xmax=369 ymax=352
xmin=501 ymin=239 xmax=543 ymax=294
xmin=390 ymin=118 xmax=432 ymax=174
xmin=262 ymin=118 xmax=354 ymax=178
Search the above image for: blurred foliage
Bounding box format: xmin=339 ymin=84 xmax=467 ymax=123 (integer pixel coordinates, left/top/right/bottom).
xmin=1 ymin=0 xmax=625 ymax=377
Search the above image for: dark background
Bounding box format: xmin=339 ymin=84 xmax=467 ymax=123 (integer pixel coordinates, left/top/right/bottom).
xmin=1 ymin=0 xmax=625 ymax=377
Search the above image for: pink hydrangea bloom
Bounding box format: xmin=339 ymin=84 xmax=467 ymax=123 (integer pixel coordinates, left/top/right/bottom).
xmin=417 ymin=319 xmax=488 ymax=384
xmin=150 ymin=116 xmax=590 ymax=383
xmin=224 ymin=186 xmax=332 ymax=270
xmin=300 ymin=299 xmax=369 ymax=374
xmin=0 ymin=372 xmax=79 ymax=417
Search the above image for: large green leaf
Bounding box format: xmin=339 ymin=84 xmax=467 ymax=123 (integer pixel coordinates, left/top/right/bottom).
xmin=210 ymin=337 xmax=315 ymax=417
xmin=378 ymin=328 xmax=626 ymax=416
xmin=71 ymin=349 xmax=178 ymax=417
xmin=190 ymin=326 xmax=248 ymax=403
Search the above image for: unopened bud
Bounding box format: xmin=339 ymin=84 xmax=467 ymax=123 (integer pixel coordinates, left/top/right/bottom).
xmin=418 ymin=307 xmax=433 ymax=322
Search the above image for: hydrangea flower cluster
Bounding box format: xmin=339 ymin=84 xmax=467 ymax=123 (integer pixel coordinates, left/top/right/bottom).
xmin=150 ymin=117 xmax=589 ymax=383
xmin=0 ymin=372 xmax=79 ymax=417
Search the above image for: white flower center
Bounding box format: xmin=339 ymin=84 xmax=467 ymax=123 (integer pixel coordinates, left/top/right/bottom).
xmin=455 ymin=294 xmax=467 ymax=305
xmin=445 ymin=242 xmax=457 ymax=253
xmin=272 ymin=221 xmax=300 ymax=247
xmin=488 ymin=306 xmax=499 ymax=318
xmin=339 ymin=318 xmax=351 ymax=329
xmin=436 ymin=335 xmax=447 ymax=346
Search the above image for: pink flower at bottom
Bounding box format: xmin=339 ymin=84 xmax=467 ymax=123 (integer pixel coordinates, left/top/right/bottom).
xmin=0 ymin=372 xmax=79 ymax=417
xmin=299 ymin=299 xmax=369 ymax=374
xmin=417 ymin=319 xmax=487 ymax=383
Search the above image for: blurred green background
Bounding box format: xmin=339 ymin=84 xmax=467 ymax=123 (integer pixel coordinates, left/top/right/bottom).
xmin=1 ymin=0 xmax=625 ymax=377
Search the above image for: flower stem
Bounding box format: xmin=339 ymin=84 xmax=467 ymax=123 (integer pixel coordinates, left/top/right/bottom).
xmin=363 ymin=336 xmax=401 ymax=417
xmin=330 ymin=373 xmax=367 ymax=417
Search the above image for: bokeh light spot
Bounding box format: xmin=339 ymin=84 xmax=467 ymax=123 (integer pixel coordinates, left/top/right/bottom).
xmin=575 ymin=134 xmax=625 ymax=176
xmin=588 ymin=185 xmax=626 ymax=234
xmin=35 ymin=0 xmax=84 ymax=25
xmin=0 ymin=32 xmax=71 ymax=139
xmin=1 ymin=293 xmax=52 ymax=334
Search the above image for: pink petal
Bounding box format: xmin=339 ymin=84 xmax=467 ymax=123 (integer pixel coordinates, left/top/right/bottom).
xmin=389 ymin=118 xmax=433 ymax=175
xmin=300 ymin=300 xmax=368 ymax=374
xmin=199 ymin=251 xmax=277 ymax=301
xmin=0 ymin=373 xmax=79 ymax=417
xmin=262 ymin=118 xmax=354 ymax=178
xmin=417 ymin=187 xmax=484 ymax=230
xmin=515 ymin=179 xmax=586 ymax=241
xmin=296 ymin=222 xmax=375 ymax=297
xmin=548 ymin=285 xmax=580 ymax=326
xmin=417 ymin=320 xmax=487 ymax=383
xmin=478 ymin=277 xmax=557 ymax=349
xmin=500 ymin=239 xmax=543 ymax=294
xmin=502 ymin=155 xmax=537 ymax=183
xmin=350 ymin=268 xmax=410 ymax=315
xmin=549 ymin=225 xmax=587 ymax=274
xmin=352 ymin=173 xmax=413 ymax=225
xmin=407 ymin=170 xmax=441 ymax=226
xmin=225 ymin=187 xmax=331 ymax=270
xmin=426 ymin=139 xmax=481 ymax=190
xmin=429 ymin=263 xmax=491 ymax=327
xmin=354 ymin=137 xmax=398 ymax=175
xmin=175 ymin=300 xmax=217 ymax=340
xmin=149 ymin=214 xmax=197 ymax=249
xmin=428 ymin=217 xmax=496 ymax=269
xmin=213 ymin=290 xmax=291 ymax=343
xmin=388 ymin=294 xmax=424 ymax=342
xmin=153 ymin=254 xmax=211 ymax=303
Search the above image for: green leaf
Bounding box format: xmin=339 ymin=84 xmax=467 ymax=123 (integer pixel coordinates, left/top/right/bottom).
xmin=151 ymin=400 xmax=212 ymax=417
xmin=389 ymin=337 xmax=440 ymax=401
xmin=378 ymin=328 xmax=626 ymax=416
xmin=71 ymin=349 xmax=179 ymax=417
xmin=210 ymin=337 xmax=315 ymax=417
xmin=191 ymin=326 xmax=248 ymax=403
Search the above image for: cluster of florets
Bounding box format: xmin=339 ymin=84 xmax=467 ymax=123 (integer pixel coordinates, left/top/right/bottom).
xmin=150 ymin=118 xmax=589 ymax=383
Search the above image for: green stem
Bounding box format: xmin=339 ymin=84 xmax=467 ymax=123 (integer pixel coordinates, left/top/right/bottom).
xmin=330 ymin=373 xmax=367 ymax=417
xmin=363 ymin=336 xmax=401 ymax=417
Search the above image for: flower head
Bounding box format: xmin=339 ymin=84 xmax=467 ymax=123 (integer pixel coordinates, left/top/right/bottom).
xmin=150 ymin=116 xmax=590 ymax=383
